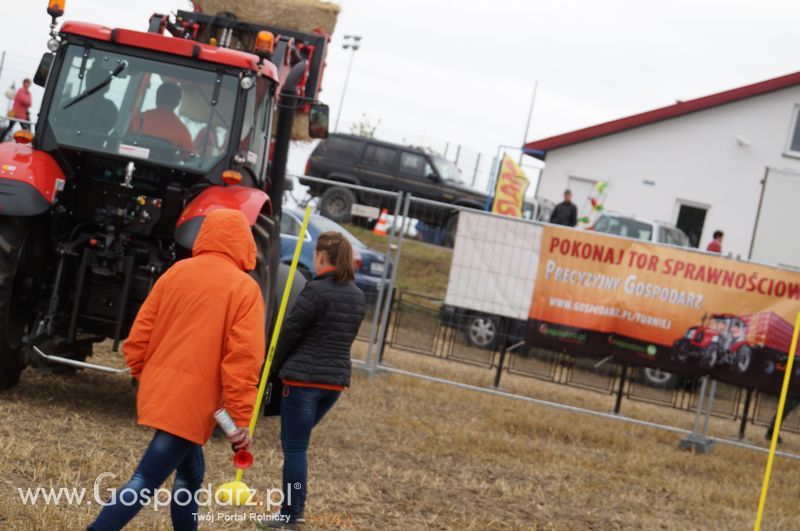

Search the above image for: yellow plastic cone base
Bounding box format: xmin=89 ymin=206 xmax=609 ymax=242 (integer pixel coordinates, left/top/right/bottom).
xmin=216 ymin=480 xmax=251 ymax=506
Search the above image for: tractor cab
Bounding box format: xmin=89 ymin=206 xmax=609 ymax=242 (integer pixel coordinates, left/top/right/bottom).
xmin=0 ymin=1 xmax=331 ymax=390
xmin=34 ymin=22 xmax=278 ymax=193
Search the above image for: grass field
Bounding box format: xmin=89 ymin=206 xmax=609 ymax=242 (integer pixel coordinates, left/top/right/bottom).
xmin=1 ymin=342 xmax=799 ymax=529
xmin=347 ymin=224 xmax=452 ymax=299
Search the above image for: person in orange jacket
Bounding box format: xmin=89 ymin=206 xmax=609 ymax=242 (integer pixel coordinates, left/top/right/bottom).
xmin=89 ymin=209 xmax=265 ymax=530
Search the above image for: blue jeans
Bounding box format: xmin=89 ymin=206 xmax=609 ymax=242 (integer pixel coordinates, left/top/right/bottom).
xmin=90 ymin=430 xmax=205 ymax=531
xmin=280 ymin=384 xmax=341 ymax=520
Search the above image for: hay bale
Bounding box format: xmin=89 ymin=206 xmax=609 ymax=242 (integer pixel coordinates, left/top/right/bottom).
xmin=192 ymin=0 xmax=340 ymax=35
xmin=192 ymin=0 xmax=338 ymax=140
xmin=292 ymin=113 xmax=311 ymax=143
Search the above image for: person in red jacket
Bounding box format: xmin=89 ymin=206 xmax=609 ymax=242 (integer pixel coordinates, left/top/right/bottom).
xmin=1 ymin=79 xmax=32 ymax=141
xmin=89 ymin=209 xmax=265 ymax=530
xmin=128 ymin=82 xmax=193 ymax=152
xmin=706 ymin=230 xmax=723 ymax=253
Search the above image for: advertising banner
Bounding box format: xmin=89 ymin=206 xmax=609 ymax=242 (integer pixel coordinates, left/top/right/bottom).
xmin=490 ymin=155 xmax=529 ymax=218
xmin=445 ymin=211 xmax=541 ymax=320
xmin=527 ymin=225 xmax=800 ymax=395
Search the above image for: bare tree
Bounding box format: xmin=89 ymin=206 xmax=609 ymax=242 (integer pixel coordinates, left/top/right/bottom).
xmin=349 ymin=113 xmax=381 ymax=138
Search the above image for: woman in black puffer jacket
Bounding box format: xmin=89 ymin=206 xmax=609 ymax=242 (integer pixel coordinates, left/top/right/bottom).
xmin=267 ymin=231 xmax=366 ymax=529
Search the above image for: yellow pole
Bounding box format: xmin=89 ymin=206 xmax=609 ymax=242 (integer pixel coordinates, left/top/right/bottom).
xmin=753 ymin=312 xmax=800 ymax=531
xmin=234 ymin=205 xmax=312 ymax=484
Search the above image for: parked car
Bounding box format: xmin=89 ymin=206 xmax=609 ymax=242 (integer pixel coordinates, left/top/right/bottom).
xmin=279 ymin=208 xmax=388 ymax=298
xmin=589 ymin=213 xmax=691 ymax=247
xmin=302 ymin=134 xmax=486 ymax=246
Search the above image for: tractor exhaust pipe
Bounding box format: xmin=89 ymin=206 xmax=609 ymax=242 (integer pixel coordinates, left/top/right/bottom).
xmin=269 ymin=60 xmax=308 ymax=218
xmin=33 ymin=345 xmax=130 ymax=374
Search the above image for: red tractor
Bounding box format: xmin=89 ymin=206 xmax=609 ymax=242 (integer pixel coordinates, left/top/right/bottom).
xmin=672 ymin=313 xmax=753 ymax=374
xmin=0 ymin=2 xmax=330 ymax=389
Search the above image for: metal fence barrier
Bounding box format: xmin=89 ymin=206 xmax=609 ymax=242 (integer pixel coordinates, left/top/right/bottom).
xmin=285 ymin=174 xmax=404 ymax=366
xmin=289 ymin=174 xmax=799 ymax=441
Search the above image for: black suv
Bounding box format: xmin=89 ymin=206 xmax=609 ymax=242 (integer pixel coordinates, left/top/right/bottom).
xmin=302 ymin=134 xmax=487 ymax=243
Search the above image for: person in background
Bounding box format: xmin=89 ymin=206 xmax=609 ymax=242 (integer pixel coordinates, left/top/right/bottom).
xmin=1 ymin=79 xmax=33 ymax=141
xmin=128 ymin=82 xmax=193 ymax=152
xmin=707 ymin=230 xmax=724 ymax=253
xmin=264 ymin=232 xmax=366 ymax=530
xmin=549 ymin=189 xmax=578 ymax=227
xmin=89 ymin=209 xmax=265 ymax=530
xmin=765 ymin=397 xmax=800 ymax=444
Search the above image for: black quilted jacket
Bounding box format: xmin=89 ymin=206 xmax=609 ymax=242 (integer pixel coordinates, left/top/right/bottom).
xmin=275 ymin=272 xmax=366 ymax=387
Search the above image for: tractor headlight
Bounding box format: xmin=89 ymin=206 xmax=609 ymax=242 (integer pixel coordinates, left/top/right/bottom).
xmin=47 ymin=38 xmax=60 ymax=52
xmin=240 ymin=75 xmax=254 ymax=90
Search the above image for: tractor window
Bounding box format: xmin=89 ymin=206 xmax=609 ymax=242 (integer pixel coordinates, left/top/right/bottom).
xmin=47 ymin=45 xmax=240 ymax=172
xmin=239 ymin=77 xmax=272 ymax=182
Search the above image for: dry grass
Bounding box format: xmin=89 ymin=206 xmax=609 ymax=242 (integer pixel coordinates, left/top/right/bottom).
xmin=1 ymin=341 xmax=799 ymax=529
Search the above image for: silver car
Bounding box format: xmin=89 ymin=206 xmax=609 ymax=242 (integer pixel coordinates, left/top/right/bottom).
xmin=590 ymin=213 xmax=690 ymax=247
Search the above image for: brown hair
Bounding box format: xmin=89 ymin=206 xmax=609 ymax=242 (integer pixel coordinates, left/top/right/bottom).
xmin=316 ymin=231 xmax=355 ymax=283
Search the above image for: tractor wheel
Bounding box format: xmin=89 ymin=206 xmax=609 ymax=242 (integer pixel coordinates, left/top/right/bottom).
xmin=251 ymin=213 xmax=279 ymax=326
xmin=671 ymin=341 xmax=689 ymax=363
xmin=0 ymin=217 xmax=40 ymax=390
xmin=735 ymin=346 xmax=753 ymax=374
xmin=699 ymin=347 xmax=717 ymax=370
xmin=442 ymin=213 xmax=459 ymax=248
xmin=319 ymin=186 xmax=356 ymax=224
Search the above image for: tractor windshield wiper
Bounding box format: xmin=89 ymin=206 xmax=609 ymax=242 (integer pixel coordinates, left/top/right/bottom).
xmin=62 ymin=61 xmax=128 ymax=110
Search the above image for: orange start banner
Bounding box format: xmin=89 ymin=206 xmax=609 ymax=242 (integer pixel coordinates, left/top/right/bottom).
xmin=527 ymin=225 xmax=800 ymax=395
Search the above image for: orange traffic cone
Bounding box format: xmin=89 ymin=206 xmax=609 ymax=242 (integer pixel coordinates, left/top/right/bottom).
xmin=373 ymin=209 xmax=390 ymax=237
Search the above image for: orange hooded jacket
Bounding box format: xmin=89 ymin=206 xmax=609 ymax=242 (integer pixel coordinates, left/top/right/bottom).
xmin=123 ymin=209 xmax=265 ymax=445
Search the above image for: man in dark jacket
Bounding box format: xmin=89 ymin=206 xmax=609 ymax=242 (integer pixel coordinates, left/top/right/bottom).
xmin=549 ymin=189 xmax=578 ymax=227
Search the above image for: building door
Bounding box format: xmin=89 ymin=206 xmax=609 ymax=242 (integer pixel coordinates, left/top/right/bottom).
xmin=750 ymin=167 xmax=800 ymax=267
xmin=676 ymin=203 xmax=707 ymax=248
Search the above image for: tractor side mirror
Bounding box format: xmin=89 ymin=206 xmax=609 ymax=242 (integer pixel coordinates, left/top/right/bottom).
xmin=34 ymin=53 xmax=55 ymax=87
xmin=308 ymin=103 xmax=329 ymax=139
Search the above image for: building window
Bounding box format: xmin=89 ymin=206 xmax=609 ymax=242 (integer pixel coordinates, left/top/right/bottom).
xmin=786 ymin=105 xmax=800 ymax=156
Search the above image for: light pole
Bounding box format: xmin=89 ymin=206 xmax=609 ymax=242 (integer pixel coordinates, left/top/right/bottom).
xmin=334 ymin=34 xmax=362 ymax=133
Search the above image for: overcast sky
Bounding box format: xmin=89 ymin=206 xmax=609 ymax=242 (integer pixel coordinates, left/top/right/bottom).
xmin=3 ymin=0 xmax=800 ymax=187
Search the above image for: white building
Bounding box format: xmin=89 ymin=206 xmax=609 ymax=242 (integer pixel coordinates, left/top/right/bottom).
xmin=525 ymin=72 xmax=800 ymax=268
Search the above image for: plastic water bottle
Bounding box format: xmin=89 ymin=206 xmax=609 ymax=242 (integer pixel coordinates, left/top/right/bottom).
xmin=214 ymin=408 xmax=239 ymax=437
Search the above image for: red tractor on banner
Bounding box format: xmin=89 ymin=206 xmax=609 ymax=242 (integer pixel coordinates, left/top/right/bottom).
xmin=672 ymin=313 xmax=753 ymax=373
xmin=0 ymin=1 xmax=331 ymax=389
